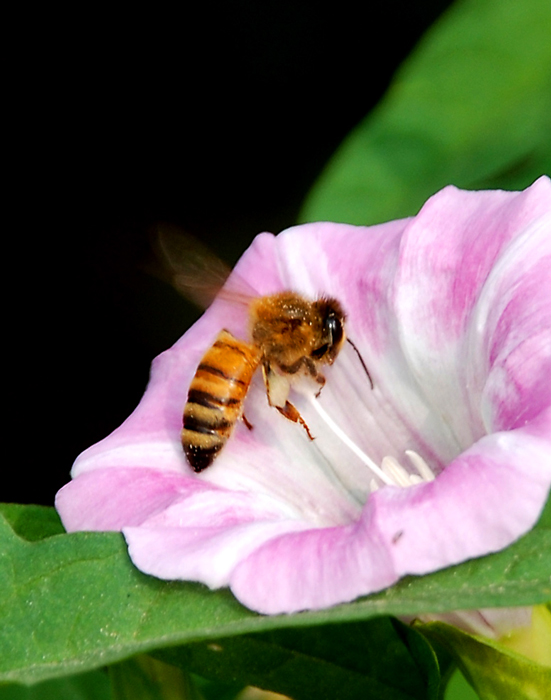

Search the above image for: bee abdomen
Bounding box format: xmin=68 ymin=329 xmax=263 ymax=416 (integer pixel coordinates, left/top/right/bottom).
xmin=183 ymin=330 xmax=259 ymax=472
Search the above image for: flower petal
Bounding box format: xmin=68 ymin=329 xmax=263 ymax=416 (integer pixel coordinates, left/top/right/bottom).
xmin=55 ymin=178 xmax=551 ymax=616
xmin=373 ymin=411 xmax=551 ymax=576
xmin=124 ymin=519 xmax=310 ymax=590
xmin=477 ymin=212 xmax=551 ymax=432
xmin=56 ymin=467 xmax=218 ymax=531
xmin=218 ymin=411 xmax=551 ymax=614
xmin=229 ymin=502 xmax=396 ymax=614
xmin=395 ymin=177 xmax=551 ymax=346
xmin=391 ymin=177 xmax=551 ymax=450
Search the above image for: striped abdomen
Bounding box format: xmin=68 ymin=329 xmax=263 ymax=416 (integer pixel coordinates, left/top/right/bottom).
xmin=183 ymin=329 xmax=260 ymax=472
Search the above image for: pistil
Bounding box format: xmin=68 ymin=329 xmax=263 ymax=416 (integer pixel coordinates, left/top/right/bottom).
xmin=309 ymin=395 xmax=436 ymax=491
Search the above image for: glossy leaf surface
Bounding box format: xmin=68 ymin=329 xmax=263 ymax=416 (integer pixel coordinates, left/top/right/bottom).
xmin=300 ymin=0 xmax=551 ymax=225
xmin=1 ymin=499 xmax=549 ymax=686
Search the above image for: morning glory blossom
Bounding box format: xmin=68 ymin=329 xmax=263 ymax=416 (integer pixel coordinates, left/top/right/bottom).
xmin=56 ymin=177 xmax=551 ymax=615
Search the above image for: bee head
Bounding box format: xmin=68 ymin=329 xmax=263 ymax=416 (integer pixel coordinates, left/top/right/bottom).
xmin=311 ymin=297 xmax=346 ymax=364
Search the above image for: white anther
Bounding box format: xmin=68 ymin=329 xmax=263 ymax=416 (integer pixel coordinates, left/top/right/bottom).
xmin=405 ymin=449 xmax=436 ymax=481
xmin=309 ymin=397 xmax=436 ymax=491
xmin=381 ymin=456 xmax=413 ymax=487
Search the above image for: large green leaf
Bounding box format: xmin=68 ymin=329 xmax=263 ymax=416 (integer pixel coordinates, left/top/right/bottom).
xmin=0 ymin=504 xmax=65 ymax=541
xmin=300 ymin=0 xmax=551 ymax=225
xmin=0 ymin=669 xmax=112 ymax=700
xmin=444 ymin=670 xmax=479 ymax=700
xmin=1 ymin=496 xmax=549 ymax=687
xmin=154 ymin=619 xmax=442 ymax=700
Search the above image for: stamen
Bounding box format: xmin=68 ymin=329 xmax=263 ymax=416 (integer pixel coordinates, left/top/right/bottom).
xmin=381 ymin=456 xmax=413 ymax=487
xmin=308 ymin=396 xmax=395 ymax=485
xmin=405 ymin=449 xmax=436 ymax=481
xmin=308 ymin=397 xmax=436 ymax=491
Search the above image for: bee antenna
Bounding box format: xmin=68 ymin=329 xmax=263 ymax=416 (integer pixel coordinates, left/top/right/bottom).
xmin=346 ymin=337 xmax=374 ymax=390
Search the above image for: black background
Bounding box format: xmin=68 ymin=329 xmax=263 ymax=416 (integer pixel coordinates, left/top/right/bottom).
xmin=11 ymin=1 xmax=453 ymax=506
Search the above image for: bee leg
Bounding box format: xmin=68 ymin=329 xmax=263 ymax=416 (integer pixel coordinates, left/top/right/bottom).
xmin=275 ymin=401 xmax=315 ymax=441
xmin=296 ymin=357 xmax=326 ymax=397
xmin=262 ymin=361 xmax=315 ymax=439
xmin=277 ymin=357 xmax=326 ymax=397
xmin=262 ymin=361 xmax=291 ymax=408
xmin=242 ymin=413 xmax=254 ymax=430
xmin=314 ymin=375 xmax=326 ymax=398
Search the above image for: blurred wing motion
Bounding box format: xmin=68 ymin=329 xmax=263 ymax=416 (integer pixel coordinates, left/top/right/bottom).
xmin=152 ymin=223 xmax=256 ymax=310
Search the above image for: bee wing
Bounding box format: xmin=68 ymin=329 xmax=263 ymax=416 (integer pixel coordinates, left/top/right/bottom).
xmin=152 ymin=223 xmax=257 ymax=310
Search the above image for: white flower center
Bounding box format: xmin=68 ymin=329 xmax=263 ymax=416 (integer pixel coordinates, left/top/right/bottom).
xmin=202 ymin=344 xmax=444 ymax=528
xmin=308 ymin=394 xmax=436 ymax=490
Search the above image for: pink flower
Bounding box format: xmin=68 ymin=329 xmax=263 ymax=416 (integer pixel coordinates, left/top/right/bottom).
xmin=56 ymin=177 xmax=551 ymax=614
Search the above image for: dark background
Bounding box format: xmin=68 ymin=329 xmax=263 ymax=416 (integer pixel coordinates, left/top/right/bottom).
xmin=12 ymin=1 xmax=453 ymax=506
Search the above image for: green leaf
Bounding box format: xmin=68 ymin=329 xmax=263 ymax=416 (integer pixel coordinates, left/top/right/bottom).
xmin=0 ymin=668 xmax=112 ymax=700
xmin=0 ymin=499 xmax=549 ymax=686
xmin=155 ymin=619 xmax=441 ymax=700
xmin=0 ymin=504 xmax=65 ymax=542
xmin=300 ymin=0 xmax=551 ymax=225
xmin=419 ymin=621 xmax=551 ymax=700
xmin=0 ymin=514 xmax=249 ymax=687
xmin=444 ymin=670 xmax=480 ymax=700
xmin=536 ymin=488 xmax=551 ymax=529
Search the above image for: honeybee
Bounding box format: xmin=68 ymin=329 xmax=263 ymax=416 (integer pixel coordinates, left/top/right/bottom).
xmin=154 ymin=226 xmax=373 ymax=472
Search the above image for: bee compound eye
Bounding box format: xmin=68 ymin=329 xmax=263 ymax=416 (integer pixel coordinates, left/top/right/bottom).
xmin=311 ymin=343 xmax=330 ymax=359
xmin=326 ymin=315 xmax=343 ymax=347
